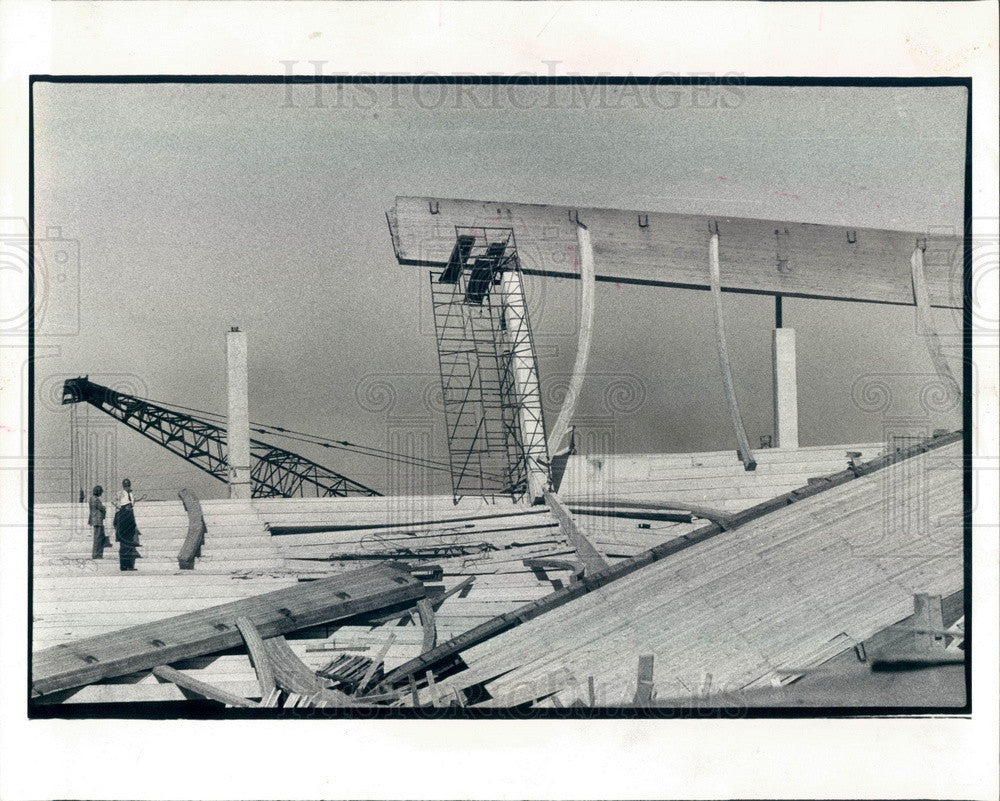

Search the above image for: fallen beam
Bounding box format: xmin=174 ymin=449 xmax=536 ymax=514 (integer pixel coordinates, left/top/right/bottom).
xmin=31 ymin=562 xmax=424 ymax=697
xmin=151 ymin=664 xmax=259 ymax=709
xmin=387 ymin=196 xmax=962 ymax=308
xmin=236 ymin=616 xmax=276 ymax=698
xmin=567 ymin=506 xmax=693 ymax=524
xmin=543 ymin=490 xmax=609 ymax=575
xmin=565 ymin=499 xmax=732 ymax=527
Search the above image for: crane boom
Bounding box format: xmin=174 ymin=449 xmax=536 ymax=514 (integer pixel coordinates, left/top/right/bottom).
xmin=61 ymin=377 xmax=381 ymax=498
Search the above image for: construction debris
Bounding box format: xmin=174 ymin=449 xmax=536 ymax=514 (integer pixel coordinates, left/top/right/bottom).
xmin=31 ymin=562 xmax=424 ymax=697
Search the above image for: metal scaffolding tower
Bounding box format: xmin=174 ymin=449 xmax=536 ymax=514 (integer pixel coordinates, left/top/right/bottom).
xmin=429 ymin=227 xmax=550 ymax=503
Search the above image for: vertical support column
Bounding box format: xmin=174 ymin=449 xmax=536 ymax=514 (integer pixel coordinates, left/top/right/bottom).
xmin=772 ymin=327 xmax=799 ymax=449
xmin=226 ymin=327 xmax=252 ymax=499
xmin=500 ymin=269 xmax=550 ymax=503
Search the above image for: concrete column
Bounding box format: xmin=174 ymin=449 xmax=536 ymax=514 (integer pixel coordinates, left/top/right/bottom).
xmin=226 ymin=327 xmax=252 ymax=499
xmin=772 ymin=327 xmax=799 ymax=449
xmin=500 ymin=270 xmax=550 ymax=503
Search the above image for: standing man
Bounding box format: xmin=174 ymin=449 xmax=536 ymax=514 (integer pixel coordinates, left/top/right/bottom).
xmin=89 ymin=485 xmax=108 ymax=559
xmin=114 ymin=478 xmax=141 ymax=571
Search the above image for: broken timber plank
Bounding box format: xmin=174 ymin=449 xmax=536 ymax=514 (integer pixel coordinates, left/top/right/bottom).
xmin=262 ymin=635 xmax=357 ymax=706
xmin=387 ymin=196 xmax=962 ymax=308
xmin=236 ymin=616 xmax=276 ymax=699
xmin=357 ymin=633 xmax=397 ymax=695
xmin=151 ymin=665 xmax=259 ymax=708
xmin=523 ymin=557 xmax=585 ymax=583
xmin=543 ymin=490 xmax=609 ymax=576
xmin=32 ymin=562 xmax=424 ymax=696
xmin=416 ymin=598 xmax=437 ymax=654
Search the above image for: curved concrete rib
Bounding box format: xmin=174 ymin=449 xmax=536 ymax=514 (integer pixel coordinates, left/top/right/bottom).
xmin=709 ymin=227 xmax=757 ymax=471
xmin=548 ymin=223 xmax=597 ymax=457
xmin=911 ymin=244 xmax=962 ymax=409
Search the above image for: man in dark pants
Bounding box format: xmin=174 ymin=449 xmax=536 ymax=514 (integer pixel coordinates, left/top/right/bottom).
xmin=89 ymin=485 xmax=109 ymax=559
xmin=114 ymin=478 xmax=141 ymax=571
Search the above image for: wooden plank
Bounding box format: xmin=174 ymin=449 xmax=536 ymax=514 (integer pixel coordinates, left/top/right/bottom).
xmin=566 ymin=500 xmax=731 ymax=527
xmin=569 ymin=506 xmax=694 ymax=524
xmin=912 ymin=593 xmax=947 ymax=651
xmin=522 ymin=557 xmax=585 ymax=583
xmin=235 ymin=616 xmax=276 ymax=698
xmin=32 ymin=562 xmax=424 ymax=696
xmin=262 ymin=635 xmax=356 ymax=706
xmin=634 ymin=655 xmax=655 ymax=706
xmin=543 ymin=490 xmax=609 ymax=575
xmin=263 ymin=636 xmax=324 ymax=695
xmin=388 ymin=197 xmax=962 ymax=308
xmin=416 ymin=598 xmax=437 ymax=654
xmin=357 ymin=633 xmax=397 ymax=694
xmin=151 ymin=664 xmax=259 ymax=708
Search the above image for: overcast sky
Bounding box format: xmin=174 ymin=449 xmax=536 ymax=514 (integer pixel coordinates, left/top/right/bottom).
xmin=32 ymin=82 xmax=966 ymax=501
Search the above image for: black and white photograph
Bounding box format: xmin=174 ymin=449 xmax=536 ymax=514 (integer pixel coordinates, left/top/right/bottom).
xmin=1 ymin=3 xmax=997 ymax=800
xmin=27 ymin=78 xmax=968 ymax=713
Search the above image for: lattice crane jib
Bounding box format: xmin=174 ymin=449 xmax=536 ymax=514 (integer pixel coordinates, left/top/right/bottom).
xmin=429 ymin=228 xmax=550 ymax=503
xmin=60 ymin=377 xmax=381 ymax=498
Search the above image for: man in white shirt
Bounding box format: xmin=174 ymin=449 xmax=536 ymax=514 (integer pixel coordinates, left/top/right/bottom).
xmin=113 ymin=478 xmax=141 ymax=570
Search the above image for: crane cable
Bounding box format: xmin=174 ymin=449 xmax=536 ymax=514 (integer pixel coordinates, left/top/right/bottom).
xmin=124 ymin=392 xmax=505 ymax=479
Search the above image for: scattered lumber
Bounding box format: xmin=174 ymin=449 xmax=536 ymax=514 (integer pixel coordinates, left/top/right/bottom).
xmin=263 ymin=635 xmax=357 ymax=706
xmin=318 ymin=654 xmax=375 ymax=691
xmin=32 ymin=562 xmax=424 ymax=696
xmin=357 ymin=633 xmax=397 ymax=694
xmin=379 ymin=432 xmax=961 ymax=691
